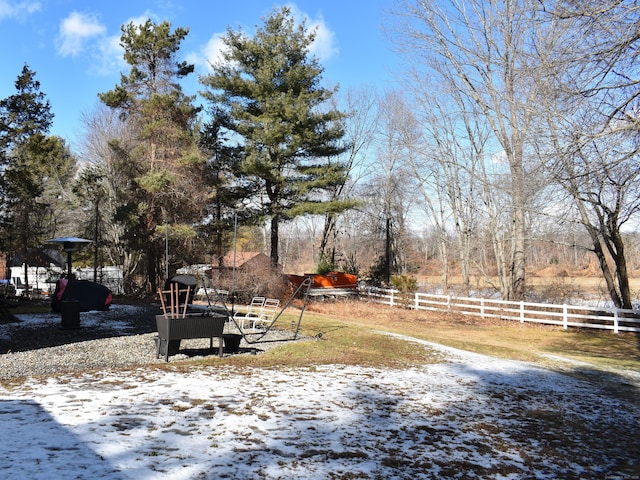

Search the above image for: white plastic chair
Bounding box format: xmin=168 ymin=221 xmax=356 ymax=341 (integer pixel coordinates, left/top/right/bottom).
xmin=233 ymin=296 xmax=265 ymax=329
xmin=253 ymin=298 xmax=280 ymax=329
xmin=212 ymin=289 xmax=229 ymax=306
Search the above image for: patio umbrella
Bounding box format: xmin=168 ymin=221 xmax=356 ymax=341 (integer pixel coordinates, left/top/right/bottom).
xmin=45 ymin=237 xmax=93 ymax=277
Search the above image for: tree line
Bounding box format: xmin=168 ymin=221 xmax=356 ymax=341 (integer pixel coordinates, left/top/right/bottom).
xmin=1 ymin=3 xmax=639 ymax=308
xmin=383 ymin=0 xmax=640 ymax=308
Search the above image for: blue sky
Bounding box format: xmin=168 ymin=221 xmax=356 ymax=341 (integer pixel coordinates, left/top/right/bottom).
xmin=0 ymin=0 xmax=401 ymax=152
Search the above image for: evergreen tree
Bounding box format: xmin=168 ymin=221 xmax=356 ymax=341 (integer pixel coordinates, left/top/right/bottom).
xmin=197 ymin=109 xmax=254 ymax=272
xmin=0 ymin=65 xmax=76 ymax=289
xmin=0 ymin=66 xmax=73 ymax=231
xmin=0 ymin=64 xmax=56 ymax=213
xmin=0 ymin=64 xmax=54 ymax=161
xmin=99 ymin=19 xmax=206 ymax=290
xmin=72 ymin=164 xmax=108 ymax=282
xmin=200 ymin=6 xmax=351 ymax=268
xmin=4 ymin=133 xmax=76 ymax=242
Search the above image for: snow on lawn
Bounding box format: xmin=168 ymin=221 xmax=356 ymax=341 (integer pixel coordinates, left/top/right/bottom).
xmin=1 ymin=335 xmax=639 ymax=478
xmin=0 ymin=304 xmax=145 ymax=335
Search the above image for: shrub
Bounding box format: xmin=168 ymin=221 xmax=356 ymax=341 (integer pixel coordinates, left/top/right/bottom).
xmin=366 ymin=256 xmax=388 ymax=287
xmin=391 ymin=274 xmax=418 ymax=308
xmin=316 ymin=253 xmax=338 ymax=275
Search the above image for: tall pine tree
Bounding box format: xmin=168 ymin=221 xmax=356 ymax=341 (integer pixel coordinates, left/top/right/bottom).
xmin=197 ymin=109 xmax=253 ymax=272
xmin=0 ymin=64 xmax=54 ymax=159
xmin=99 ymin=19 xmax=206 ymax=290
xmin=0 ymin=65 xmax=76 ymax=290
xmin=200 ymin=6 xmax=351 ymax=269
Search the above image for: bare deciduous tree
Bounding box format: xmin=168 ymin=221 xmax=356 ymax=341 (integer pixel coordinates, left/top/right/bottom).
xmin=363 ymin=90 xmax=419 ymax=284
xmin=78 ymin=103 xmax=141 ymax=292
xmin=318 ymin=86 xmax=379 ymax=266
xmin=408 ymin=78 xmax=493 ymax=295
xmin=391 ymin=0 xmax=546 ymax=300
xmin=535 ymin=0 xmax=640 ymax=308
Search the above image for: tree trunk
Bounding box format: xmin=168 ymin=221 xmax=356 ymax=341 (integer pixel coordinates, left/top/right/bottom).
xmin=588 ymin=229 xmax=623 ymax=309
xmin=509 ymin=161 xmax=527 ymax=301
xmin=384 ymin=213 xmax=392 ymax=285
xmin=270 ymin=214 xmax=279 ymax=270
xmin=609 ymin=227 xmax=632 ymax=309
xmin=147 ymin=247 xmax=159 ymax=293
xmin=93 ymin=198 xmax=99 ymax=283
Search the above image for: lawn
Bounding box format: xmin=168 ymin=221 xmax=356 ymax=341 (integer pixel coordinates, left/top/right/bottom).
xmin=1 ymin=298 xmax=638 ymax=478
xmin=220 ymin=299 xmax=640 ymax=395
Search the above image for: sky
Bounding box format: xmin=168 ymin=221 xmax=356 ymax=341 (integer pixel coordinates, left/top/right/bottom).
xmin=0 ymin=0 xmax=402 ymax=153
xmin=1 ymin=306 xmax=638 ymax=478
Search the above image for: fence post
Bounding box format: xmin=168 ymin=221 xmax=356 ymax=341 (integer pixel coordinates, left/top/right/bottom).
xmin=389 ymin=289 xmax=395 ymax=307
xmin=480 ymin=298 xmax=485 ymax=319
xmin=414 ymin=292 xmax=419 ymax=310
xmin=563 ymin=305 xmax=568 ymax=330
xmin=520 ymin=301 xmax=525 ymax=323
xmin=613 ymin=309 xmax=619 ymax=334
xmin=447 ymin=295 xmax=451 ymax=311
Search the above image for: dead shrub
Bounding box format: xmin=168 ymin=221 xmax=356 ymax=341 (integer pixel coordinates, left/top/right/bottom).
xmin=217 ymin=269 xmax=290 ymax=304
xmin=529 ymin=278 xmax=578 ymax=304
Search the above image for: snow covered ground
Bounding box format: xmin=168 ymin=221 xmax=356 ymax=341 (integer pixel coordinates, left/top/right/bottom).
xmin=1 ymin=313 xmax=639 ymax=479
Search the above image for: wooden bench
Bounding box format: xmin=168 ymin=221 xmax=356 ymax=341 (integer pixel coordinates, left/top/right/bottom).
xmin=155 ymin=313 xmax=226 ymax=362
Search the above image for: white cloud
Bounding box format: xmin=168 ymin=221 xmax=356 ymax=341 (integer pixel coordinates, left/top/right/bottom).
xmin=55 ymin=11 xmax=159 ymax=75
xmin=57 ymin=11 xmax=106 ymax=57
xmin=308 ymin=17 xmax=338 ymax=61
xmin=189 ymin=4 xmax=338 ymax=74
xmin=122 ymin=12 xmax=158 ymax=30
xmin=0 ymin=1 xmax=41 ymax=21
xmin=92 ymin=34 xmax=126 ymax=76
xmin=203 ymin=34 xmax=229 ymax=67
xmin=89 ymin=12 xmax=159 ymax=75
xmin=286 ymin=3 xmax=338 ymax=61
xmin=188 ymin=32 xmax=230 ymax=73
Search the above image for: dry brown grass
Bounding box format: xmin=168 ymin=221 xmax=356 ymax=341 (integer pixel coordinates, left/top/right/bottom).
xmin=218 ymin=314 xmax=445 ymax=370
xmin=194 ymin=297 xmax=640 ymax=390
xmin=187 ymin=297 xmax=640 ymax=408
xmin=301 ymin=298 xmax=640 ymax=370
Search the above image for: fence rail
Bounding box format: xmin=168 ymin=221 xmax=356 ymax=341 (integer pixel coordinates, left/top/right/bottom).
xmin=361 ymin=288 xmax=640 ymax=334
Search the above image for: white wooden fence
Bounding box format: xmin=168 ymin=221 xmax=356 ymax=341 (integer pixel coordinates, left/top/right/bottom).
xmin=361 ymin=287 xmax=640 ymax=334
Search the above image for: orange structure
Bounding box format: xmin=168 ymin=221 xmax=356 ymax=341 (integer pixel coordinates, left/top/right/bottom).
xmin=287 ymin=272 xmax=357 ymax=292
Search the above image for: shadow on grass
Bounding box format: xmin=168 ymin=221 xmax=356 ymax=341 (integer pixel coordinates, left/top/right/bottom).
xmin=0 ymin=399 xmax=124 ymax=478
xmin=1 ymin=307 xmax=639 ymax=478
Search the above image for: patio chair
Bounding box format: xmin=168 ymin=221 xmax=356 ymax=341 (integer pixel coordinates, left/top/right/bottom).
xmin=233 ymin=296 xmax=265 ymax=329
xmin=194 ymin=287 xmax=229 ymax=305
xmin=158 ymin=283 xmax=191 ymax=319
xmin=213 ymin=289 xmax=229 ymax=305
xmin=253 ymin=298 xmax=280 ymax=330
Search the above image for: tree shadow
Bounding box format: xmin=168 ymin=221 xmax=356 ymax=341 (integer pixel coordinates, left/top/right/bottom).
xmin=83 ymin=357 xmax=640 ymax=478
xmin=0 ymin=399 xmax=124 ymax=478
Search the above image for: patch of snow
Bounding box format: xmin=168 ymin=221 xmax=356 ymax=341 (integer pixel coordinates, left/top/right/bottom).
xmin=1 ymin=335 xmax=638 ymax=478
xmin=10 ymin=304 xmax=148 ymax=331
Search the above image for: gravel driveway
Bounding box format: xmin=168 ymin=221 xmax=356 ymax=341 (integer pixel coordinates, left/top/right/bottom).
xmin=0 ymin=302 xmax=304 ymax=379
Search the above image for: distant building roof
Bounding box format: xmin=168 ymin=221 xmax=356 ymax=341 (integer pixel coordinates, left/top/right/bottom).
xmin=220 ymin=251 xmax=270 ymax=269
